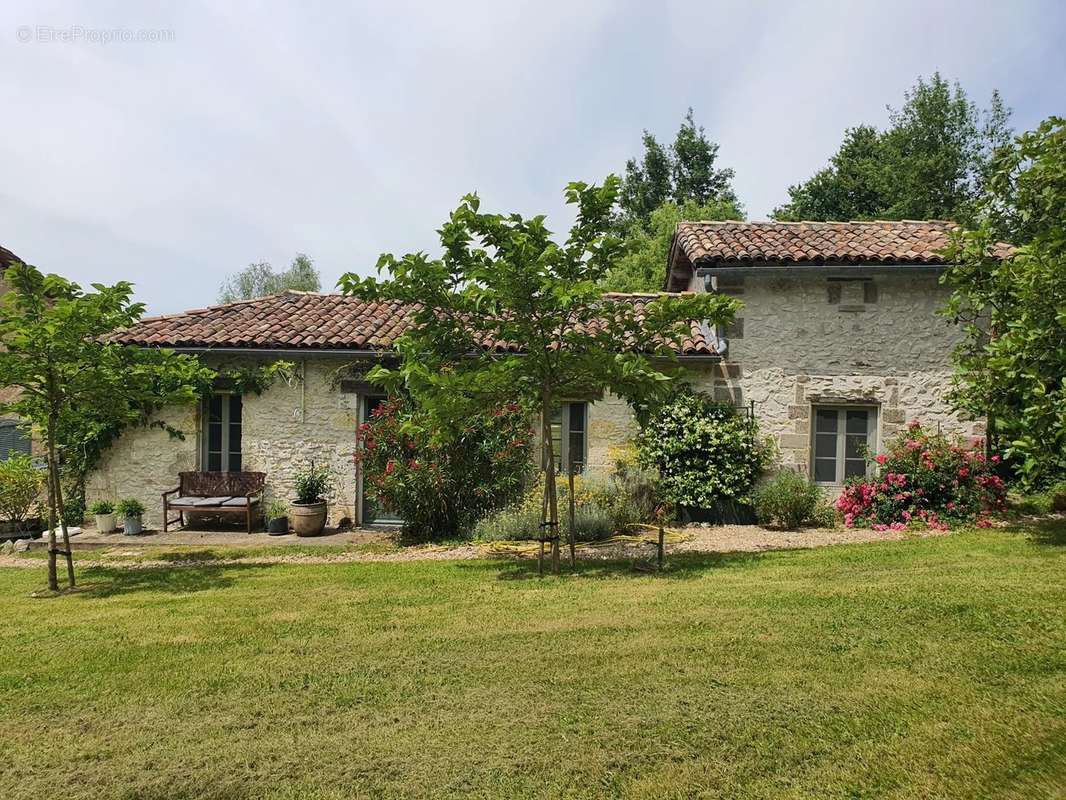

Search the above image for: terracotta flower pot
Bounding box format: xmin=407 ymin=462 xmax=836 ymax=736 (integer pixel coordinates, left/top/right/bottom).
xmin=290 ymin=502 xmax=327 ymax=537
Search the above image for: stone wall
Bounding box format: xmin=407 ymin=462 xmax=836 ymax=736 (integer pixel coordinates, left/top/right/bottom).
xmin=86 ymin=403 xmax=199 ymax=529
xmin=86 ymin=357 xmax=363 ymax=529
xmin=695 ymin=272 xmax=982 ymax=478
xmin=241 ymin=358 xmax=360 ymax=524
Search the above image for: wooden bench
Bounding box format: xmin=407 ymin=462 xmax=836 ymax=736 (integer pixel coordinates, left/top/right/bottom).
xmin=162 ymin=472 xmax=266 ymax=533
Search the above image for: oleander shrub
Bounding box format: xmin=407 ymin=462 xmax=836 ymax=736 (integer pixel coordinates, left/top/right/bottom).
xmin=357 ymin=398 xmax=534 ymax=541
xmin=836 ymin=420 xmax=1007 ymax=530
xmin=636 ymin=387 xmax=771 ymax=512
xmin=752 ymin=470 xmax=825 ymax=529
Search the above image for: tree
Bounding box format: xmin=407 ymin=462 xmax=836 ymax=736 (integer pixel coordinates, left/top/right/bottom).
xmin=340 ymin=177 xmax=739 ymax=571
xmin=218 ymin=253 xmax=321 ymax=303
xmin=601 ymin=199 xmax=743 ymax=293
xmin=618 ymin=109 xmax=739 ymax=229
xmin=941 ymin=118 xmax=1066 ymax=488
xmin=774 ymin=74 xmax=1012 ymax=223
xmin=0 ymin=264 xmax=215 ymax=591
xmin=772 ymin=126 xmax=890 ymax=221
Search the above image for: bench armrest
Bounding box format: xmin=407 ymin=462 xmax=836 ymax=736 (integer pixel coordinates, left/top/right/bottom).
xmin=162 ymin=486 xmax=181 ymax=499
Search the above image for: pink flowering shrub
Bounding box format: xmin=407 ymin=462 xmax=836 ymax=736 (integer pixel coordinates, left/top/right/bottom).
xmin=355 ymin=398 xmax=534 ymax=540
xmin=837 ymin=421 xmax=1006 ymax=531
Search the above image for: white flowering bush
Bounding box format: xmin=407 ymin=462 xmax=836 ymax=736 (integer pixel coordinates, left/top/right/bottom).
xmin=636 ymin=388 xmax=770 ymax=511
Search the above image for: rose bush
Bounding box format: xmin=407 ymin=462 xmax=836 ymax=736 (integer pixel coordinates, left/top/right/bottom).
xmin=356 ymin=398 xmax=534 ymax=541
xmin=837 ymin=420 xmax=1006 ymax=531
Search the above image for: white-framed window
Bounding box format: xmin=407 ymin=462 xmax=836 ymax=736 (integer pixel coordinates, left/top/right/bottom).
xmin=202 ymin=393 xmax=242 ymax=472
xmin=550 ymin=402 xmax=588 ymax=474
xmin=811 ymin=406 xmax=877 ymax=485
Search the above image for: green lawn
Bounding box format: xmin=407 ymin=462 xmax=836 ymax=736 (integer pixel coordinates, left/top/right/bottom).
xmin=2 ymin=523 xmax=1064 ymax=799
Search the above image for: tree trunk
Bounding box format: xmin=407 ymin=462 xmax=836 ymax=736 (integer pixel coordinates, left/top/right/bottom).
xmin=44 ymin=437 xmax=58 ymax=593
xmin=46 ymin=416 xmax=75 ymax=588
xmin=540 ymin=401 xmax=560 ymax=575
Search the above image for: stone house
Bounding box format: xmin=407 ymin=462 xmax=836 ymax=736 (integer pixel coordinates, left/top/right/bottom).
xmin=89 ymin=220 xmax=988 ymax=528
xmin=0 ymin=245 xmax=36 ymax=460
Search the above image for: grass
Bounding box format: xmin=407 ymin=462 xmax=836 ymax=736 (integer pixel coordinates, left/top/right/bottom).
xmin=1 ymin=521 xmax=1064 ymax=799
xmin=14 ymin=539 xmax=401 ymax=562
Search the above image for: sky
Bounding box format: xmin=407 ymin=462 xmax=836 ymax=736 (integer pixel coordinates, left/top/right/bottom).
xmin=2 ymin=1 xmax=1064 ymax=315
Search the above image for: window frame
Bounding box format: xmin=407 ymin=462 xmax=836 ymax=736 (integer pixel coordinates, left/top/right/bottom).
xmin=810 ymin=405 xmax=878 ymax=486
xmin=201 ymin=392 xmax=243 ymax=473
xmin=0 ymin=419 xmax=31 ymax=461
xmin=549 ymin=401 xmax=588 ymax=474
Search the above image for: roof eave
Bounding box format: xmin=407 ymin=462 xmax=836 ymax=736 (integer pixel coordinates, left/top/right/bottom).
xmin=693 ymin=262 xmax=951 ymax=276
xmin=131 ymin=344 xmax=722 ymax=360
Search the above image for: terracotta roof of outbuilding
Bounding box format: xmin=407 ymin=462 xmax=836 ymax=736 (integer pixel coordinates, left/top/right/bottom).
xmin=674 ymin=219 xmax=989 ymax=266
xmin=108 ymin=291 xmax=718 ymax=356
xmin=0 ymin=245 xmax=23 ymax=271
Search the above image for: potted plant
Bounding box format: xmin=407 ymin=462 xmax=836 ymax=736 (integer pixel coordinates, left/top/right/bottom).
xmin=89 ymin=500 xmax=116 ymax=533
xmin=117 ymin=498 xmax=145 ymax=535
xmin=290 ymin=461 xmax=332 ymax=537
xmin=265 ymin=498 xmax=289 ymax=535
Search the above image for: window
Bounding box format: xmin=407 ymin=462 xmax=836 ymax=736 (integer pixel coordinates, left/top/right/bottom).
xmin=550 ymin=402 xmax=587 ymax=473
xmin=812 ymin=406 xmax=876 ymax=484
xmin=203 ymin=394 xmax=242 ymax=472
xmin=0 ymin=420 xmax=31 ymax=460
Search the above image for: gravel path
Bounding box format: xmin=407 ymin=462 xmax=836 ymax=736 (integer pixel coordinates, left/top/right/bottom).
xmin=0 ymin=525 xmax=935 ymax=570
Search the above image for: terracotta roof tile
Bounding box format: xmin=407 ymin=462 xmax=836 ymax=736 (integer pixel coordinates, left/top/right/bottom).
xmin=109 ymin=290 xmax=717 ymax=356
xmin=0 ymin=245 xmax=23 ymax=271
xmin=674 ymin=219 xmax=1012 ymax=266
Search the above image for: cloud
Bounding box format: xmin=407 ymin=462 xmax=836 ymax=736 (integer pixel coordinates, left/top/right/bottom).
xmin=1 ymin=0 xmax=1063 ymax=313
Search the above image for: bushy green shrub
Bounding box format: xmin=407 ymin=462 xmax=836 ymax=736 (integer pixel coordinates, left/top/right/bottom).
xmin=606 ymin=444 xmax=663 ymax=523
xmin=358 ymin=398 xmax=534 ymax=541
xmin=811 ymin=498 xmax=840 ymax=529
xmin=636 ymin=387 xmax=770 ymax=511
xmin=1007 ymin=481 xmax=1066 ymax=515
xmin=117 ymin=498 xmax=145 ymax=518
xmin=88 ymin=499 xmax=114 ymax=515
xmin=0 ymin=453 xmax=43 ymax=524
xmin=471 ymin=505 xmax=542 ymax=541
xmin=472 ymin=472 xmax=628 ymax=543
xmin=62 ymin=494 xmax=85 ymax=527
xmin=753 ymin=471 xmax=825 ymax=529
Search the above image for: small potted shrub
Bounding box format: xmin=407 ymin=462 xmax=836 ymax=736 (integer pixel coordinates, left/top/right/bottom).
xmin=290 ymin=462 xmax=332 ymax=537
xmin=265 ymin=498 xmax=289 ymax=535
xmin=89 ymin=500 xmax=116 ymax=533
xmin=117 ymin=498 xmax=146 ymax=535
xmin=0 ymin=453 xmax=44 ymax=536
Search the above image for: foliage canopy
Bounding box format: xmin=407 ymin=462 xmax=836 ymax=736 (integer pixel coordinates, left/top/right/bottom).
xmin=941 ymin=117 xmax=1066 ymax=487
xmin=774 ymin=74 xmax=1012 ymax=223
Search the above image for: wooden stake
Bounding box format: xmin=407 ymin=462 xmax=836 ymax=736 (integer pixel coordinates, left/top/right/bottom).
xmin=567 ymin=464 xmax=576 ymax=569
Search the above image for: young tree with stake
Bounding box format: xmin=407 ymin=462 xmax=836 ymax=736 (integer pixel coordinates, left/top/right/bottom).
xmin=340 ymin=177 xmax=739 ymax=571
xmin=0 ymin=264 xmax=214 ymax=591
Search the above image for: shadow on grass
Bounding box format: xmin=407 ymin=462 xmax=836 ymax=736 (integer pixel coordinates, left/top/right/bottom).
xmin=464 ymin=549 xmax=769 ymax=582
xmin=74 ymin=561 xmax=271 ymax=598
xmin=1022 ymin=516 xmax=1066 ymax=546
xmin=153 ymin=549 xmax=239 ymax=563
